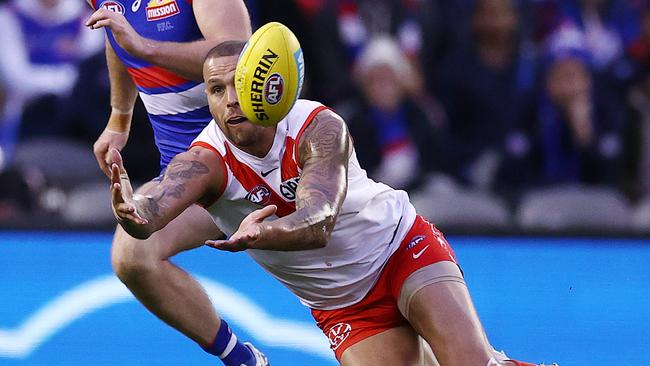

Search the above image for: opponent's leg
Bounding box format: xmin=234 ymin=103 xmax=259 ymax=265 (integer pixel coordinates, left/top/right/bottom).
xmin=339 ymin=325 xmax=422 ymax=366
xmin=111 ymin=204 xmax=265 ymax=365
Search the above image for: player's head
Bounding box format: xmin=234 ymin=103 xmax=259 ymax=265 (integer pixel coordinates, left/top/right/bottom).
xmin=203 ymin=41 xmax=272 ymax=148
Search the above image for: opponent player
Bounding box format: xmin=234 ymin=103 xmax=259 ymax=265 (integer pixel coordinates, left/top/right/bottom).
xmin=85 ymin=2 xmax=268 ymax=365
xmin=108 ymin=40 xmax=553 ymax=366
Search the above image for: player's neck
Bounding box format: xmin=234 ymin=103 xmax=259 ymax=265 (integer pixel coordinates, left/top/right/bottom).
xmin=237 ymin=126 xmax=277 ymax=158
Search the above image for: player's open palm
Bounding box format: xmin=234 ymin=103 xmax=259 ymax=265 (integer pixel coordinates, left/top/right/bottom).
xmin=109 ymin=148 xmax=148 ymax=226
xmin=205 ymin=205 xmax=277 ymax=252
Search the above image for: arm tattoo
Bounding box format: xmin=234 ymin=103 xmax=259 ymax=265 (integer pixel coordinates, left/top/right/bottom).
xmin=137 ymin=159 xmax=209 ymax=218
xmin=295 ymin=112 xmax=350 ymax=230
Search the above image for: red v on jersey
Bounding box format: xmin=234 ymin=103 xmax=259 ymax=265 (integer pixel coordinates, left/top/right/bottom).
xmin=281 ymin=136 xmax=299 ymax=182
xmin=223 ymin=143 xmax=297 ymax=217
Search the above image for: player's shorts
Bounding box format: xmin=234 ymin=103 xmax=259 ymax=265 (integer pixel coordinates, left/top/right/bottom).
xmin=310 ymin=215 xmax=461 ymax=360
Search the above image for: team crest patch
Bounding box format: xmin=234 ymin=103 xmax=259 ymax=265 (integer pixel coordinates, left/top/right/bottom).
xmin=146 ymin=0 xmax=180 ymax=21
xmin=99 ymin=1 xmax=125 ymax=14
xmin=245 ymin=185 xmax=271 ymax=205
xmin=327 ymin=322 xmax=352 ymax=350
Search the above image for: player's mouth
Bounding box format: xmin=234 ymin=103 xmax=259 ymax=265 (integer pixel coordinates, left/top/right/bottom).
xmin=226 ymin=116 xmax=248 ymax=125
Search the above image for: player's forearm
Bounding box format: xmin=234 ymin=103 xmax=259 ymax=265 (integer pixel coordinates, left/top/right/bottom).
xmin=252 ymin=204 xmax=337 ymax=251
xmin=106 ymin=42 xmax=138 ymax=132
xmin=138 ymin=39 xmax=216 ymax=81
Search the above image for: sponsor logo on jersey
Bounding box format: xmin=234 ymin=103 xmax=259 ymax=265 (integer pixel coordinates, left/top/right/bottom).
xmin=146 ymin=0 xmax=180 ymax=21
xmin=406 ymin=235 xmax=426 ymax=251
xmin=245 ymin=185 xmax=271 ymax=205
xmin=280 ymin=177 xmax=299 ymax=201
xmin=327 ymin=322 xmax=352 ymax=350
xmin=250 ymin=48 xmax=279 ymax=121
xmin=264 ymin=73 xmax=284 ymax=105
xmin=99 ymin=0 xmax=125 ymax=14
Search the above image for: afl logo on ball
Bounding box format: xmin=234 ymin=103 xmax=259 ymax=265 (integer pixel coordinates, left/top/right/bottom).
xmin=327 ymin=322 xmax=352 ymax=350
xmin=99 ymin=1 xmax=125 ymax=14
xmin=245 ymin=185 xmax=271 ymax=205
xmin=264 ymin=73 xmax=284 ymax=105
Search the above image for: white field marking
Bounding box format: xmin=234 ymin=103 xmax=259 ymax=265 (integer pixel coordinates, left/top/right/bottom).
xmin=0 ymin=274 xmax=334 ymax=361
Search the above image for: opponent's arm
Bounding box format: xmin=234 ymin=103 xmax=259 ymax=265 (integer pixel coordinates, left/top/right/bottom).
xmin=93 ymin=40 xmax=139 ymax=176
xmin=86 ymin=0 xmax=251 ymax=81
xmin=207 ymin=109 xmax=350 ymax=251
xmin=111 ymin=146 xmax=226 ymax=239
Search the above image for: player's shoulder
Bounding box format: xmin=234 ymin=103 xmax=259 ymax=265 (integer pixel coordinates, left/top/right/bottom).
xmin=285 ymin=99 xmax=338 ymax=136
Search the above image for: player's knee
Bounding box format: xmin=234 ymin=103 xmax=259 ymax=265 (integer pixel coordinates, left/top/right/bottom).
xmin=111 ymin=231 xmax=158 ymax=283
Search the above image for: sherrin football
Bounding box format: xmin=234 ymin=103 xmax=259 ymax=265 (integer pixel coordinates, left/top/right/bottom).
xmin=235 ymin=22 xmax=305 ymax=126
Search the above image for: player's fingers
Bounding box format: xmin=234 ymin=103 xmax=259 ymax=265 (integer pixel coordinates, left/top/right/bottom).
xmin=205 ymin=239 xmax=238 ymax=252
xmin=253 ymin=204 xmax=277 ymax=221
xmin=85 ymin=8 xmax=113 ymax=27
xmin=116 ymin=208 xmax=148 ymax=225
xmin=109 ymin=148 xmax=125 ymax=172
xmin=90 ymin=19 xmax=112 ymax=30
xmin=111 ymin=181 xmax=124 ymax=205
xmin=93 ymin=145 xmax=111 ymax=177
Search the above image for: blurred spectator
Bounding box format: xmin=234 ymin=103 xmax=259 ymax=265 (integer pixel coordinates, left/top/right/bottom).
xmin=345 ymin=36 xmax=457 ymax=190
xmin=438 ymin=0 xmax=539 ymax=194
xmin=0 ymin=0 xmax=103 ymax=170
xmin=297 ymin=0 xmax=437 ymax=104
xmin=536 ymin=25 xmax=625 ymax=187
xmin=534 ymin=0 xmax=641 ymax=71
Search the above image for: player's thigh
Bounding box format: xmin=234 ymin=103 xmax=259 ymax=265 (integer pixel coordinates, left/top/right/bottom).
xmin=339 ymin=325 xmax=422 ymax=366
xmin=112 ymin=204 xmax=222 ymax=262
xmin=406 ymin=279 xmax=491 ymax=365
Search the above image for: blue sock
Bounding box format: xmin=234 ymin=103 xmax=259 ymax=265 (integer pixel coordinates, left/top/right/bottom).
xmin=202 ymin=319 xmax=256 ymax=366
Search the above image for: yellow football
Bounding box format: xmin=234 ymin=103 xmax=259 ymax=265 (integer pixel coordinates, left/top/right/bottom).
xmin=235 ymin=22 xmax=304 ymax=126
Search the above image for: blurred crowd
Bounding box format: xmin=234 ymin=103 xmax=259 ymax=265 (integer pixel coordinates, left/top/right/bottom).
xmin=2 ymin=0 xmax=650 ymax=233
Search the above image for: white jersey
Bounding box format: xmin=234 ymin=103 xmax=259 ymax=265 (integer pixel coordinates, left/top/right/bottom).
xmin=192 ymin=99 xmax=416 ymax=310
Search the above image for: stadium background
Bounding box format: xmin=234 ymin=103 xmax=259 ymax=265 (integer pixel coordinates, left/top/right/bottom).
xmin=1 ymin=0 xmax=650 ymax=365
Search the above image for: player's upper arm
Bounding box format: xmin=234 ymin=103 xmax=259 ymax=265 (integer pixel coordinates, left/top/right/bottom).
xmin=295 ymin=109 xmax=351 ymax=238
xmin=193 ymin=0 xmax=252 ymax=42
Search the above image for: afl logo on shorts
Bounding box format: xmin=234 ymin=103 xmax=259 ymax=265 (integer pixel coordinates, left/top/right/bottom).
xmin=264 ymin=73 xmax=284 ymax=105
xmin=99 ymin=1 xmax=125 ymax=14
xmin=245 ymin=185 xmax=271 ymax=205
xmin=407 ymin=235 xmax=426 ymax=251
xmin=327 ymin=322 xmax=352 ymax=350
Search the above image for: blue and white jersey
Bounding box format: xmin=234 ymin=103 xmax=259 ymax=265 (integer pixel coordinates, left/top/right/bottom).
xmin=91 ymin=0 xmax=212 ymax=169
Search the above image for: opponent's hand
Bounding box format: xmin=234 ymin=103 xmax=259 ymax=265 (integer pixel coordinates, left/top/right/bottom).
xmin=86 ymin=8 xmax=146 ymax=57
xmin=109 ymin=148 xmax=148 ymax=226
xmin=205 ymin=205 xmax=277 ymax=252
xmin=94 ymin=128 xmax=129 ymax=177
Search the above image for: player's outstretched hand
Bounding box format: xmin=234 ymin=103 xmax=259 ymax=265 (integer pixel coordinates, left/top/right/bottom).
xmin=86 ymin=8 xmax=145 ymax=57
xmin=109 ymin=148 xmax=148 ymax=226
xmin=205 ymin=205 xmax=277 ymax=252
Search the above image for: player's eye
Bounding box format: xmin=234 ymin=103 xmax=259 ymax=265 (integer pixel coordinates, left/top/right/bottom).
xmin=212 ymin=86 xmax=224 ymax=95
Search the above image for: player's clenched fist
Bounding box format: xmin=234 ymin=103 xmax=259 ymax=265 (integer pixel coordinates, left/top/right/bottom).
xmin=86 ymin=8 xmax=145 ymax=57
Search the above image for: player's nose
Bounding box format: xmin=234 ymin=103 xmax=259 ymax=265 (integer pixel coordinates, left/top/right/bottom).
xmin=226 ymin=85 xmax=239 ymax=108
